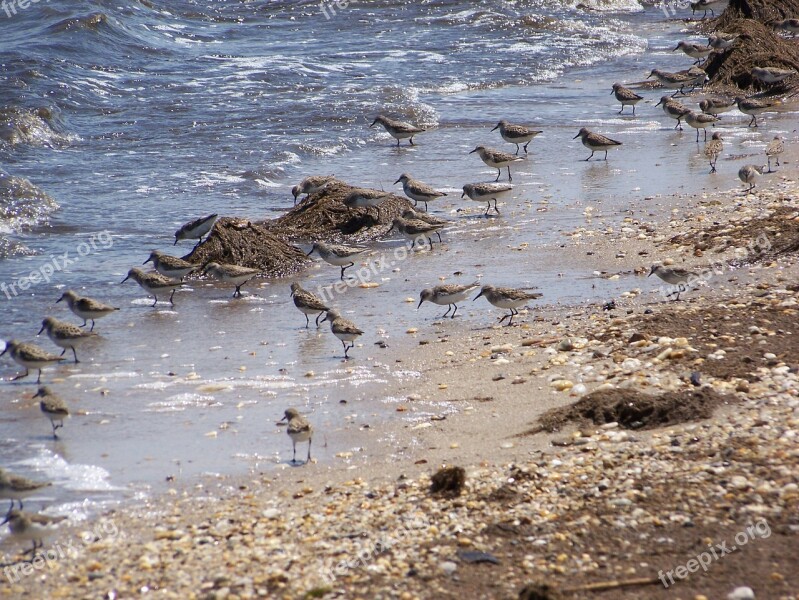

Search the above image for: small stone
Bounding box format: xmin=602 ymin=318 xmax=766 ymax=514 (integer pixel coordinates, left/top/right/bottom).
xmin=558 ymin=338 xmax=574 ymax=352
xmin=439 ymin=561 xmax=457 ymax=576
xmin=727 ymin=587 xmax=755 ymax=600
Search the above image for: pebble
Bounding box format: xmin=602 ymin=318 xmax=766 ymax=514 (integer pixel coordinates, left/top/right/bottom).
xmin=439 ymin=561 xmax=457 ymax=576
xmin=727 ymin=587 xmax=755 ymax=600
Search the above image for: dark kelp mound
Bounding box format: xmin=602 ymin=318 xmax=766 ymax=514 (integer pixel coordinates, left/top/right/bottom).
xmin=268 ymin=179 xmax=414 ymax=244
xmin=703 ymin=19 xmax=799 ymax=92
xmin=535 ymin=388 xmax=730 ymax=432
xmin=714 ymin=0 xmax=799 ymax=28
xmin=185 ymin=217 xmax=310 ymax=276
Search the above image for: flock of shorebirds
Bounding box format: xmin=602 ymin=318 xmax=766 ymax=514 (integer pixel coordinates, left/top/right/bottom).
xmin=2 ymin=13 xmax=798 ymax=556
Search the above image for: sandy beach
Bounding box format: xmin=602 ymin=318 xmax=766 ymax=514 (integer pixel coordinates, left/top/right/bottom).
xmin=4 ymin=164 xmax=798 ymax=599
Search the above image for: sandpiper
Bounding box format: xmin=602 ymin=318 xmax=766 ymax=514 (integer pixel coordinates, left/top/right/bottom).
xmin=38 ymin=316 xmax=96 ymax=363
xmin=144 ymin=250 xmax=199 ymax=280
xmin=387 ymin=217 xmax=445 ymax=249
xmin=473 ymin=284 xmax=543 ymax=325
xmin=461 ymin=182 xmax=513 ymax=216
xmin=321 ymin=309 xmax=363 ymax=358
xmin=202 ymin=262 xmax=260 ymax=298
xmin=34 ymin=386 xmax=69 ymax=439
xmin=738 ymin=165 xmax=762 ymax=194
xmin=278 ymin=408 xmax=312 ymax=464
xmin=691 ymin=0 xmax=721 ymax=19
xmin=469 ymin=146 xmax=525 ymax=182
xmin=56 ymin=290 xmax=119 ymax=332
xmin=1 ymin=340 xmax=65 ymax=383
xmin=307 ymin=242 xmax=367 ymax=280
xmin=736 ymin=96 xmax=776 ymax=128
xmin=708 ymin=33 xmax=737 ymax=50
xmin=2 ymin=509 xmax=66 ymax=556
xmin=290 ymin=282 xmax=330 ymax=328
xmin=684 ymin=111 xmax=719 ymax=142
xmin=765 ymin=135 xmax=784 ymax=172
xmin=394 ymin=173 xmax=447 ymax=211
xmin=491 ymin=120 xmax=542 ymax=154
xmin=699 ymin=97 xmax=735 ymax=115
xmin=704 ymin=132 xmax=723 ymax=173
xmin=401 ymin=208 xmax=447 ymax=241
xmin=417 ymin=282 xmax=480 ymax=319
xmin=774 ymin=18 xmax=799 ymax=37
xmin=611 ymin=83 xmax=643 ymax=115
xmin=174 ymin=214 xmax=218 ymax=248
xmin=648 ymin=69 xmax=696 ymax=96
xmin=0 ymin=469 xmax=51 ymax=510
xmin=751 ymin=66 xmax=796 ymax=84
xmin=656 ymin=96 xmax=692 ymax=130
xmin=674 ymin=40 xmax=712 ymax=64
xmin=292 ymin=175 xmax=335 ymax=204
xmin=343 ymin=187 xmax=391 ymax=221
xmin=648 ymin=264 xmax=698 ymax=301
xmin=573 ymin=128 xmax=622 ymax=161
xmin=121 ymin=268 xmax=184 ymax=306
xmin=370 ymin=115 xmax=425 ymax=146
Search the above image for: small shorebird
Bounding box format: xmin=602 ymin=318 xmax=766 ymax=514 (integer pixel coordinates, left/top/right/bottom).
xmin=34 ymin=386 xmax=69 ymax=439
xmin=751 ymin=66 xmax=796 ymax=84
xmin=121 ymin=268 xmax=184 ymax=306
xmin=387 ymin=217 xmax=445 ymax=249
xmin=289 ymin=282 xmax=330 ymax=328
xmin=610 ymin=83 xmax=643 ymax=115
xmin=56 ymin=290 xmax=119 ymax=332
xmin=370 ymin=115 xmax=425 ymax=146
xmin=704 ymin=132 xmax=723 ymax=173
xmin=461 ymin=182 xmax=513 ymax=216
xmin=418 ymin=282 xmax=480 ymax=319
xmin=573 ymin=128 xmax=622 ymax=161
xmin=144 ymin=250 xmax=199 ymax=280
xmin=774 ymin=18 xmax=799 ymax=37
xmin=0 ymin=469 xmax=51 ymax=510
xmin=473 ymin=284 xmax=543 ymax=325
xmin=38 ymin=316 xmax=96 ymax=363
xmin=1 ymin=340 xmax=65 ymax=383
xmin=174 ymin=214 xmax=218 ymax=248
xmin=738 ymin=165 xmax=762 ymax=194
xmin=699 ymin=97 xmax=735 ymax=115
xmin=736 ymin=96 xmax=776 ymax=128
xmin=648 ymin=69 xmax=698 ymax=96
xmin=291 ymin=175 xmax=334 ymax=204
xmin=648 ymin=265 xmax=697 ymax=301
xmin=708 ymin=33 xmax=737 ymax=50
xmin=2 ymin=509 xmax=66 ymax=556
xmin=656 ymin=96 xmax=692 ymax=130
xmin=401 ymin=208 xmax=447 ymax=241
xmin=307 ymin=241 xmax=367 ymax=280
xmin=202 ymin=262 xmax=260 ymax=298
xmin=469 ymin=145 xmax=525 ymax=181
xmin=690 ymin=0 xmax=721 ymax=19
xmin=765 ymin=135 xmax=784 ymax=172
xmin=394 ymin=173 xmax=447 ymax=211
xmin=684 ymin=111 xmax=719 ymax=142
xmin=491 ymin=120 xmax=542 ymax=154
xmin=321 ymin=309 xmax=363 ymax=359
xmin=674 ymin=40 xmax=712 ymax=64
xmin=343 ymin=188 xmax=391 ymax=221
xmin=279 ymin=408 xmax=312 ymax=464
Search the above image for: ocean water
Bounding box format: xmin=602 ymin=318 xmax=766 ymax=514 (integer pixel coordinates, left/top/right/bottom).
xmin=1 ymin=0 xmax=796 ymax=535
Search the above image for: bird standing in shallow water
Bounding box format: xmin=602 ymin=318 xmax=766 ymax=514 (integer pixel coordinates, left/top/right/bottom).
xmin=279 ymin=408 xmax=313 ymax=464
xmin=704 ymin=132 xmax=723 ymax=173
xmin=35 ymin=386 xmax=69 ymax=439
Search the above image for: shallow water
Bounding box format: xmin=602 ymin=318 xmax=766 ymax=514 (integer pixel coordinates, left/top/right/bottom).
xmin=1 ymin=0 xmax=797 ymax=540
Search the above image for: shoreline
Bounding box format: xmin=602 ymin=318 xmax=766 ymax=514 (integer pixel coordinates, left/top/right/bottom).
xmin=7 ymin=171 xmax=799 ymax=599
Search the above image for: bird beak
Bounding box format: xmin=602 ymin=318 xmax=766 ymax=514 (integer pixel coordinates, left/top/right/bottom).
xmin=468 ymin=148 xmax=477 ymax=154
xmin=473 ymin=291 xmax=484 ymax=301
xmin=417 ymin=298 xmax=424 ymax=309
xmin=121 ymin=275 xmax=130 ymax=284
xmin=143 ymin=257 xmax=152 ymax=265
xmin=0 ymin=347 xmax=7 ymax=358
xmin=173 ymin=237 xmax=178 ymax=246
xmin=393 ymin=178 xmax=401 ymax=185
xmin=647 ymin=267 xmax=655 ymax=277
xmin=572 ymin=133 xmax=579 ymax=140
xmin=55 ymin=296 xmax=63 ymax=304
xmin=306 ymin=247 xmax=314 ymax=256
xmin=491 ymin=124 xmax=499 ymax=131
xmin=37 ymin=325 xmax=45 ymax=335
xmin=461 ymin=191 xmax=466 ymax=198
xmin=387 ymin=223 xmax=395 ymax=233
xmin=369 ymin=119 xmax=377 ymax=128
xmin=321 ymin=314 xmax=329 ymax=323
xmin=610 ymin=89 xmax=614 ymax=95
xmin=672 ymin=45 xmax=678 ymax=51
xmin=655 ymin=99 xmax=663 ymax=107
